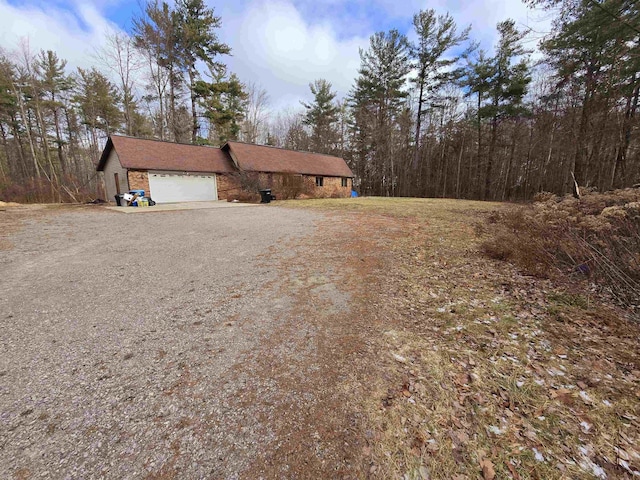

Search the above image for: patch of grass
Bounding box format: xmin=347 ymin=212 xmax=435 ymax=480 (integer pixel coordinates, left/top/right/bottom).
xmin=294 ymin=197 xmax=640 ymax=479
xmin=281 ymin=196 xmax=501 ymax=220
xmin=548 ymin=292 xmax=590 ymax=309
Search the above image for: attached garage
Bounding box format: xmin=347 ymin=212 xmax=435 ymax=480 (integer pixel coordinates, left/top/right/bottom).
xmin=97 ymin=136 xmax=237 ymax=204
xmin=98 ymin=135 xmax=355 ymax=204
xmin=148 ymin=172 xmax=218 ymax=203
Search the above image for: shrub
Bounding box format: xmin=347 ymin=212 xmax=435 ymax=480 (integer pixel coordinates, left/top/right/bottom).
xmin=532 ymin=191 xmax=556 ymax=203
xmin=231 ymin=171 xmax=262 ymax=193
xmin=480 ymin=188 xmax=640 ymax=309
xmin=227 ymin=191 xmax=260 ymax=203
xmin=279 ymin=173 xmax=311 ymax=200
xmin=0 ymin=176 xmax=97 ymax=203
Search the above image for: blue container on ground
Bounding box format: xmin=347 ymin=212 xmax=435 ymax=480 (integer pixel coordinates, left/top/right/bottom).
xmin=351 ymin=190 xmax=358 ymax=198
xmin=129 ymin=189 xmax=145 ymax=197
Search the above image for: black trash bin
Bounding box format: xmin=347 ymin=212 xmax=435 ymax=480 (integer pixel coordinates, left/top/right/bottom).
xmin=114 ymin=194 xmax=124 ymax=206
xmin=259 ymin=189 xmax=273 ymax=204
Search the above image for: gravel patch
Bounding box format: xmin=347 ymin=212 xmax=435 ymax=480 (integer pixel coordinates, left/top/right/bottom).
xmin=0 ymin=205 xmax=334 ymax=478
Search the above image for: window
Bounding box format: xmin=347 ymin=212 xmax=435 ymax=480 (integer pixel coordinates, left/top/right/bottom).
xmin=341 ymin=178 xmax=348 ymax=188
xmin=315 ymin=176 xmax=324 ymax=187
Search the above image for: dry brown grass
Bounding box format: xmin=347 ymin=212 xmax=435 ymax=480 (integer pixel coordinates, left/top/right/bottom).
xmin=479 ymin=189 xmax=640 ymax=309
xmin=287 ymin=197 xmax=640 ymax=480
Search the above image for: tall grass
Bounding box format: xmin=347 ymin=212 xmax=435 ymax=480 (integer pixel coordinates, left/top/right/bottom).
xmin=479 ymin=188 xmax=640 ymax=311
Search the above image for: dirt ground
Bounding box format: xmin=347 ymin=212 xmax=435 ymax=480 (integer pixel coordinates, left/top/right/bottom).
xmin=1 ymin=199 xmax=638 ymax=480
xmin=0 ymin=203 xmax=369 ymax=479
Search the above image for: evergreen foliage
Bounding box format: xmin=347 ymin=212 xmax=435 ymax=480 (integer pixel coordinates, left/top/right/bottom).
xmin=0 ymin=1 xmax=638 ymax=203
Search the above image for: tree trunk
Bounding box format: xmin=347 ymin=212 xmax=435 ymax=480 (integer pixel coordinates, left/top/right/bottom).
xmin=0 ymin=122 xmax=9 ymax=181
xmin=52 ymin=96 xmax=67 ymax=177
xmin=169 ymin=66 xmax=177 ymax=141
xmin=15 ymin=87 xmax=40 ymax=179
xmin=35 ymin=103 xmax=59 ymax=201
xmin=412 ymin=71 xmax=426 ymax=174
xmin=64 ymin=107 xmax=78 ymax=178
xmin=189 ymin=66 xmax=198 ymax=143
xmin=522 ymin=123 xmax=534 ymax=200
xmin=538 ymin=108 xmax=558 ymax=194
xmin=124 ymin=82 xmax=134 ymax=136
xmin=573 ymin=76 xmax=594 ymax=187
xmin=502 ymin=123 xmax=518 ymax=201
xmin=455 ymin=131 xmax=465 ymax=199
xmin=9 ymin=114 xmax=28 ymax=180
xmin=439 ymin=121 xmax=447 ymax=197
xmin=485 ymin=115 xmax=498 ymax=201
xmin=613 ymin=76 xmax=639 ymax=188
xmin=476 ymin=92 xmax=482 ymax=198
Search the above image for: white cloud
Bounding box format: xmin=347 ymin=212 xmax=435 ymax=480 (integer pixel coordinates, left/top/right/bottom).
xmin=0 ymin=0 xmax=551 ymax=113
xmin=219 ymin=0 xmax=368 ymax=111
xmin=416 ymin=0 xmax=552 ymax=54
xmin=0 ymin=0 xmax=120 ymax=71
xmin=217 ymin=0 xmax=551 ymax=110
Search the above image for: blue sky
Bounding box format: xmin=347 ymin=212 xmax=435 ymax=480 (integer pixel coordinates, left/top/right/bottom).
xmin=0 ymin=0 xmax=551 ymax=110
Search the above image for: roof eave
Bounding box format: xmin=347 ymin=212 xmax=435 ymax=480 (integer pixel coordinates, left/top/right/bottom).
xmin=222 ymin=143 xmax=242 ymax=170
xmin=96 ymin=137 xmax=113 ymax=171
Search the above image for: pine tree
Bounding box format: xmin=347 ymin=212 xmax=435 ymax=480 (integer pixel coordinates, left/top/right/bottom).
xmin=351 ymin=30 xmax=411 ymax=195
xmin=411 ymin=9 xmax=470 ymax=182
xmin=195 ymin=68 xmax=247 ymax=145
xmin=133 ymin=1 xmax=182 ymax=141
xmin=35 ymin=50 xmax=74 ymax=177
xmin=75 ymin=68 xmax=122 ymax=160
xmin=175 ymin=0 xmax=230 ymax=143
xmin=463 ymin=50 xmax=494 ymax=197
xmin=302 ymin=79 xmax=338 ymax=154
xmin=0 ymin=54 xmax=20 ymax=180
xmin=468 ymin=20 xmax=531 ymax=200
xmin=539 ymin=0 xmax=640 ymax=188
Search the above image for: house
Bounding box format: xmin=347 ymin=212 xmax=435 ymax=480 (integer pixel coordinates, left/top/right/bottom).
xmin=97 ymin=135 xmax=354 ymax=204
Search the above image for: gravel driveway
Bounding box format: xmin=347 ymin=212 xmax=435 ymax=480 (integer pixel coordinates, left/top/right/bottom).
xmin=0 ymin=205 xmax=364 ymax=479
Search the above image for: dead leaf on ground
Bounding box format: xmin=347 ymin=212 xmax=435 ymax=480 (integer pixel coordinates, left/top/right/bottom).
xmin=507 ymin=461 xmax=521 ymax=480
xmin=480 ymin=458 xmax=495 ymax=480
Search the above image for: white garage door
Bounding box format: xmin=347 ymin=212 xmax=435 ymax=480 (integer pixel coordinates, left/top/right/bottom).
xmin=148 ymin=172 xmax=218 ymax=203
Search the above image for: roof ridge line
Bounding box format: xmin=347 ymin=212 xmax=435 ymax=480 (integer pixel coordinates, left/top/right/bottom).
xmin=227 ymin=140 xmax=344 ymax=159
xmin=111 ymin=134 xmax=222 ymax=150
xmin=111 ymin=135 xmax=344 ymax=160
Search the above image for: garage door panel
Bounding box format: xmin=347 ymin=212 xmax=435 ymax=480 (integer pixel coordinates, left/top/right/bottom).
xmin=148 ymin=173 xmax=218 ymax=203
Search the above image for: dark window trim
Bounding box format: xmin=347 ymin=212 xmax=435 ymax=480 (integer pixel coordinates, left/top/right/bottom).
xmin=315 ymin=176 xmax=324 ymax=187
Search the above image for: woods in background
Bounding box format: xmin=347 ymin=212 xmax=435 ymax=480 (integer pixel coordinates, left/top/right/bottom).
xmin=0 ymin=0 xmax=638 ymax=202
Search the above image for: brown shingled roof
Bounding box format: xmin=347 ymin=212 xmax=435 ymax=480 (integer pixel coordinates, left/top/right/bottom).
xmin=224 ymin=142 xmax=354 ymax=178
xmin=97 ymin=135 xmax=236 ymax=173
xmin=97 ymin=136 xmax=353 ymax=178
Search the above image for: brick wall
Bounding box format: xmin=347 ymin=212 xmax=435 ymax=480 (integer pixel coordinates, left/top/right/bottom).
xmin=127 ymin=170 xmax=150 ymax=196
xmin=301 ymin=175 xmax=351 ymax=198
xmin=217 ymin=174 xmax=244 ymax=200
xmin=217 ymin=172 xmax=352 ymax=200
